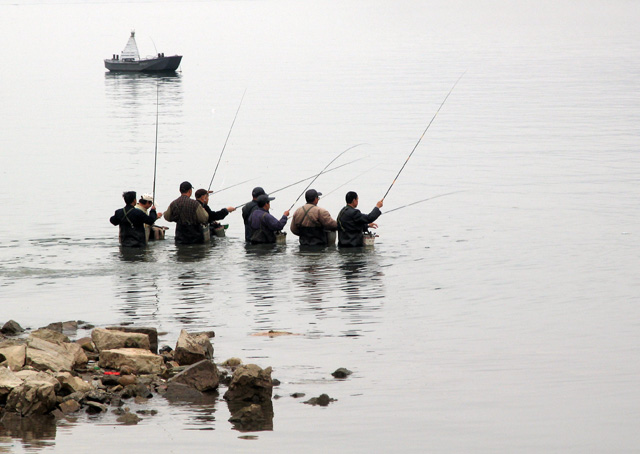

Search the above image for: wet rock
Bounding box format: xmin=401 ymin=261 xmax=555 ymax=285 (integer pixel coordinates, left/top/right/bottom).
xmin=101 ymin=373 xmax=120 ymax=386
xmin=43 ymin=322 xmax=63 ymax=333
xmin=59 ymin=399 xmax=81 ymax=414
xmin=119 ymin=365 xmax=136 ymax=375
xmin=62 ymin=321 xmax=78 ymax=332
xmin=25 ymin=337 xmax=87 ymax=373
xmin=106 ymin=326 xmax=158 ymax=354
xmin=162 ymin=382 xmax=218 ymax=405
xmin=85 ymin=401 xmax=108 ymax=414
xmin=194 ymin=330 xmax=215 ymax=339
xmin=134 ymin=396 xmax=148 ymax=404
xmin=304 ymin=393 xmax=337 ymax=406
xmin=168 ymin=359 xmax=219 ymax=392
xmin=228 ymin=401 xmax=274 ymax=432
xmin=30 ymin=328 xmax=70 ymax=344
xmin=84 ymin=389 xmax=109 ymax=404
xmin=1 ymin=320 xmax=24 ymax=335
xmin=331 ymin=367 xmax=353 ymax=379
xmin=290 ymin=392 xmax=305 ymax=398
xmin=91 ymin=328 xmax=150 ymax=353
xmin=136 ymin=409 xmax=158 ymax=416
xmin=62 ymin=391 xmax=85 ymax=403
xmin=218 ymin=370 xmax=231 ymax=387
xmin=110 ymin=396 xmax=124 ymax=407
xmin=75 ymin=337 xmax=95 ymax=352
xmin=134 ymin=384 xmax=153 ymax=399
xmin=116 ymin=410 xmax=141 ymax=425
xmin=0 ymin=340 xmax=26 ymax=371
xmin=98 ymin=348 xmax=165 ymax=375
xmin=5 ymin=377 xmax=58 ymax=416
xmin=174 ymin=330 xmax=213 ymax=366
xmin=223 ymin=364 xmax=273 ymax=403
xmin=159 ymin=345 xmax=173 ymax=354
xmin=55 ymin=372 xmax=93 ymax=395
xmin=272 ymin=378 xmax=281 ymax=386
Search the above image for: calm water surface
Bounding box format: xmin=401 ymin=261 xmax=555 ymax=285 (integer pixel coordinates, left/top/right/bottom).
xmin=1 ymin=0 xmax=639 ymax=452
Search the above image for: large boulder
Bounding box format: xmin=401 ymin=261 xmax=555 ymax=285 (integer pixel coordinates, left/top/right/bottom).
xmin=106 ymin=326 xmax=158 ymax=354
xmin=0 ymin=340 xmax=27 ymax=371
xmin=168 ymin=360 xmax=219 ymax=392
xmin=91 ymin=328 xmax=150 ymax=352
xmin=25 ymin=337 xmax=87 ymax=372
xmin=174 ymin=330 xmax=213 ymax=366
xmin=5 ymin=375 xmax=58 ymax=416
xmin=30 ymin=328 xmax=70 ymax=344
xmin=223 ymin=364 xmax=273 ymax=403
xmin=98 ymin=348 xmax=165 ymax=375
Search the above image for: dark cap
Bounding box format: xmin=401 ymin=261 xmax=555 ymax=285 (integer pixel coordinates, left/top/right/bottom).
xmin=305 ymin=189 xmax=322 ymax=203
xmin=252 ymin=186 xmax=266 ymax=198
xmin=256 ymin=194 xmax=275 ymax=207
xmin=179 ymin=181 xmax=193 ymax=193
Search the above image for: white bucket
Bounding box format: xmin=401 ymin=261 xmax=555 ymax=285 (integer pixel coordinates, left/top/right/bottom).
xmin=202 ymin=225 xmax=211 ymax=243
xmin=326 ymin=230 xmax=336 ymax=245
xmin=363 ymin=233 xmax=376 ymax=247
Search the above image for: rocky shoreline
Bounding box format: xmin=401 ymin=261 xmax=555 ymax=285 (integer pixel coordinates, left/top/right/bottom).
xmin=0 ymin=319 xmax=344 ymax=436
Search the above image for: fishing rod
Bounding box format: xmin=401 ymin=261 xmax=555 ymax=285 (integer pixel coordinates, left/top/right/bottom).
xmin=382 ymin=72 xmax=465 ymax=201
xmin=288 ymin=143 xmax=367 ymax=211
xmin=233 ymin=156 xmax=365 ymax=209
xmin=322 ymin=164 xmax=379 ymax=199
xmin=210 ymin=177 xmax=258 ymax=195
xmin=152 ymin=79 xmax=160 ymax=204
xmin=208 ymin=88 xmax=247 ymax=191
xmin=382 ymin=190 xmax=466 ymax=215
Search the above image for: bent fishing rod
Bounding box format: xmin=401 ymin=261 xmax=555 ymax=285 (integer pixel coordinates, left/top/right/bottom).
xmin=382 ymin=190 xmax=466 ymax=215
xmin=288 ymin=143 xmax=367 ymax=211
xmin=322 ymin=164 xmax=379 ymax=199
xmin=382 ymin=72 xmax=465 ymax=201
xmin=208 ymin=88 xmax=247 ymax=191
xmin=209 ymin=177 xmax=258 ymax=195
xmin=152 ymin=80 xmax=160 ymax=204
xmin=233 ymin=157 xmax=365 ymax=209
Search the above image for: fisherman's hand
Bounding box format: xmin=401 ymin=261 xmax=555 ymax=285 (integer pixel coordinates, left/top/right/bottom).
xmin=368 ymin=223 xmax=378 ymax=229
xmin=376 ymin=199 xmax=384 ymax=208
xmin=284 ymin=210 xmax=290 ymax=217
xmin=157 ymin=212 xmax=163 ymax=218
xmin=227 ymin=206 xmax=236 ymax=212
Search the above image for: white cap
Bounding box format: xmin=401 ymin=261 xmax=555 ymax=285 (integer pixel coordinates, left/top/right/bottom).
xmin=141 ymin=193 xmax=154 ymax=202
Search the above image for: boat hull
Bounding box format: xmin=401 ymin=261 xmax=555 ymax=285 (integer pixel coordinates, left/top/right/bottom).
xmin=104 ymin=55 xmax=182 ymax=72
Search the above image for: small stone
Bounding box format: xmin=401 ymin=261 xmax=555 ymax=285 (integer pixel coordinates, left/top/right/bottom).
xmin=272 ymin=378 xmax=281 ymax=386
xmin=331 ymin=368 xmax=352 ymax=379
xmin=304 ymin=393 xmax=337 ymax=406
xmin=85 ymin=389 xmax=109 ymax=404
xmin=59 ymin=399 xmax=81 ymax=414
xmin=290 ymin=392 xmax=305 ymax=398
xmin=120 ymin=365 xmax=136 ymax=375
xmin=116 ymin=411 xmax=141 ymax=425
xmin=134 ymin=395 xmax=148 ymax=404
xmin=221 ymin=358 xmax=242 ymax=368
xmin=85 ymin=401 xmax=108 ymax=413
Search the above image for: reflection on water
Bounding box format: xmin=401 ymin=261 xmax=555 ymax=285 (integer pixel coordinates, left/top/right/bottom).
xmin=0 ymin=413 xmax=57 ymax=452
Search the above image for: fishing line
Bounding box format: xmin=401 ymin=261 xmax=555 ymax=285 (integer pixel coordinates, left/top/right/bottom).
xmin=322 ymin=164 xmax=379 ymax=199
xmin=152 ymin=79 xmax=160 ymax=204
xmin=208 ymin=88 xmax=247 ymax=191
xmin=382 ymin=190 xmax=466 ymax=215
xmin=382 ymin=72 xmax=465 ymax=201
xmin=210 ymin=177 xmax=258 ymax=195
xmin=288 ymin=143 xmax=367 ymax=211
xmin=233 ymin=157 xmax=365 ymax=209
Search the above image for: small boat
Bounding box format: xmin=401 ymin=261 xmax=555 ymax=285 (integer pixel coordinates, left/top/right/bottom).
xmin=104 ymin=31 xmax=182 ymax=72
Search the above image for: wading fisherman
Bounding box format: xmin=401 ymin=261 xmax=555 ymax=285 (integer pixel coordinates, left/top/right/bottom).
xmin=163 ymin=181 xmax=209 ymax=244
xmin=195 ymin=188 xmax=236 ymax=234
xmin=290 ymin=189 xmax=338 ymax=246
xmin=242 ymin=187 xmax=266 ymax=242
xmin=248 ymin=194 xmax=290 ymax=244
xmin=110 ymin=191 xmax=160 ymax=247
xmin=336 ymin=191 xmax=383 ymax=247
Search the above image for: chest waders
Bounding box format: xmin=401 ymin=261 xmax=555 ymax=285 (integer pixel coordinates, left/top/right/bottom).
xmin=297 ymin=206 xmax=327 ymax=246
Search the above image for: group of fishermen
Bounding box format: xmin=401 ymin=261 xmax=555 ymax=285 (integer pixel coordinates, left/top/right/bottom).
xmin=110 ymin=181 xmax=383 ymax=249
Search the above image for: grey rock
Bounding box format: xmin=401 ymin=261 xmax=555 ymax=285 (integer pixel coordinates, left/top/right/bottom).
xmin=168 ymin=359 xmax=219 ymax=392
xmin=98 ymin=348 xmax=164 ymax=375
xmin=5 ymin=378 xmax=58 ymax=416
xmin=1 ymin=320 xmax=24 ymax=335
xmin=331 ymin=367 xmax=353 ymax=379
xmin=174 ymin=330 xmax=213 ymax=366
xmin=116 ymin=411 xmax=141 ymax=425
xmin=59 ymin=399 xmax=81 ymax=414
xmin=223 ymin=364 xmax=273 ymax=403
xmin=304 ymin=393 xmax=337 ymax=406
xmin=85 ymin=401 xmax=108 ymax=414
xmin=92 ymin=329 xmax=151 ymax=353
xmin=106 ymin=326 xmax=158 ymax=354
xmin=30 ymin=329 xmax=70 ymax=344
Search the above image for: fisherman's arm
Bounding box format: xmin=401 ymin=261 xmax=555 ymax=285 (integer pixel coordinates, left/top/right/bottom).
xmin=109 ymin=211 xmax=121 ymax=226
xmin=210 ymin=207 xmax=233 ymax=221
xmin=290 ymin=209 xmax=300 ymax=235
xmin=319 ymin=208 xmax=338 ymax=230
xmin=163 ymin=205 xmax=173 ymax=221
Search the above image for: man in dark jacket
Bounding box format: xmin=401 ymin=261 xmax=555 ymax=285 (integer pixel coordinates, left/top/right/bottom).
xmin=242 ymin=187 xmax=266 ymax=242
xmin=110 ymin=191 xmax=160 ymax=247
xmin=195 ymin=188 xmax=236 ymax=235
xmin=163 ymin=181 xmax=209 ymax=244
xmin=248 ymin=195 xmax=290 ymax=244
xmin=336 ymin=191 xmax=383 ymax=247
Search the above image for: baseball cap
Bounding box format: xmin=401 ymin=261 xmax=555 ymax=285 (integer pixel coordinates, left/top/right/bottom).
xmin=252 ymin=187 xmax=266 ymax=198
xmin=256 ymin=194 xmax=275 ymax=207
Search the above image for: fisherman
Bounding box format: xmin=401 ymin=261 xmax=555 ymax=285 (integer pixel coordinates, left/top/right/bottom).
xmin=248 ymin=194 xmax=290 ymax=244
xmin=110 ymin=191 xmax=160 ymax=247
xmin=242 ymin=187 xmax=266 ymax=242
xmin=163 ymin=181 xmax=209 ymax=244
xmin=135 ymin=193 xmax=167 ymax=241
xmin=194 ymin=188 xmax=236 ymax=234
xmin=336 ymin=191 xmax=383 ymax=247
xmin=290 ymin=189 xmax=338 ymax=246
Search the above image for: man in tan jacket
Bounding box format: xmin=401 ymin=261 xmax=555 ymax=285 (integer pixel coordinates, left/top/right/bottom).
xmin=290 ymin=189 xmax=338 ymax=246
